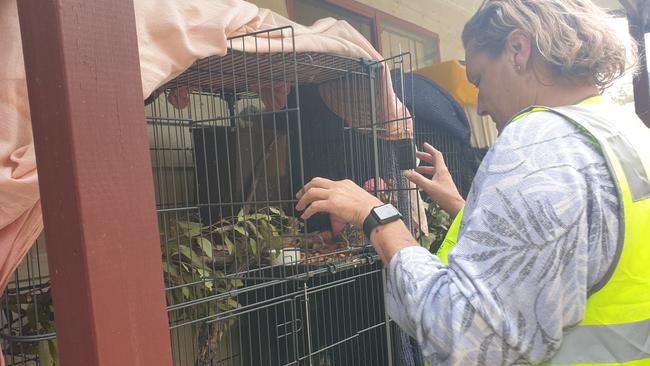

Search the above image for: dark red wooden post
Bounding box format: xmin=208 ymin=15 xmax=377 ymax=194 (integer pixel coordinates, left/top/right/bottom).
xmin=17 ymin=1 xmax=173 ymax=365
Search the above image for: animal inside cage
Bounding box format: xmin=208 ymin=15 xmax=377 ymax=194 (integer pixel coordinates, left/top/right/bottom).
xmin=0 ymin=25 xmax=485 ymax=366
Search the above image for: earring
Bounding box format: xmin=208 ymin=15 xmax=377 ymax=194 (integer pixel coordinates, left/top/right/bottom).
xmin=514 ymin=64 xmax=522 ymax=72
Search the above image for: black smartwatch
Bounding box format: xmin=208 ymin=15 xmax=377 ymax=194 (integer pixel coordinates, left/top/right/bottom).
xmin=363 ymin=203 xmax=402 ymax=239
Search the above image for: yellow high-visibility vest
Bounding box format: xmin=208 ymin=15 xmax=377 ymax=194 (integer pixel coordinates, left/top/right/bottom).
xmin=437 ymin=97 xmax=650 ymax=365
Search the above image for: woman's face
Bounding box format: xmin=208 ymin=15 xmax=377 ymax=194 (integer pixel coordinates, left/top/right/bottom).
xmin=465 ymin=47 xmax=536 ymax=132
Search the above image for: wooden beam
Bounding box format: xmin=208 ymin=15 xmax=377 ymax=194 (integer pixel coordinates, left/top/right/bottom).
xmin=626 ymin=3 xmax=650 ymax=127
xmin=17 ymin=1 xmax=173 ymax=365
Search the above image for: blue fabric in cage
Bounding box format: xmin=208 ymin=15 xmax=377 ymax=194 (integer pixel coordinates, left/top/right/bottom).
xmin=391 ymin=69 xmax=472 ymax=143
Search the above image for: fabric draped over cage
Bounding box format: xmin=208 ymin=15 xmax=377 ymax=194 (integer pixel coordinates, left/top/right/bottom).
xmin=138 ymin=2 xmax=414 ymax=141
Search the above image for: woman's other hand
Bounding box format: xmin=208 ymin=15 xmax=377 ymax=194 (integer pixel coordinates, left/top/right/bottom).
xmin=404 ymin=142 xmax=465 ymax=217
xmin=295 ymin=178 xmax=383 ymax=228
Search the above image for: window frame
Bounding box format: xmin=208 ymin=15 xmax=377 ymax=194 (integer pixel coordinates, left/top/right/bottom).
xmin=286 ymin=0 xmax=441 ymax=64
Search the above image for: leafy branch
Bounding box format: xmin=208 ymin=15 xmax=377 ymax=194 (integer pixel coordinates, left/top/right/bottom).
xmin=160 ymin=206 xmax=302 ymax=365
xmin=419 ymin=201 xmax=451 ymax=251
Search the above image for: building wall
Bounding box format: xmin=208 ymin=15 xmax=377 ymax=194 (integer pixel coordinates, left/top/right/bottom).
xmin=251 ymin=0 xmax=289 ymax=17
xmin=249 ymin=0 xmax=478 ymax=62
xmin=355 ymin=0 xmax=475 ymax=61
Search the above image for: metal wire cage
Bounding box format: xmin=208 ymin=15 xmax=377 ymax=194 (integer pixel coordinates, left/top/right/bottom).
xmin=148 ymin=26 xmax=420 ymax=365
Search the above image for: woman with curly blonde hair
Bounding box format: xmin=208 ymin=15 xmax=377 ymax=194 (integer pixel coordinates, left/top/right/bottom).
xmin=297 ymin=1 xmax=650 ymax=364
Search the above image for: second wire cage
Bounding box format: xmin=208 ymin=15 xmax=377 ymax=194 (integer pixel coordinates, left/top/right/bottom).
xmin=146 ymin=26 xmax=421 ymax=365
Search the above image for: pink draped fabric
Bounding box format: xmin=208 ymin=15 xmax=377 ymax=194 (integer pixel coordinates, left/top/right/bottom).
xmin=0 ymin=0 xmax=43 ymax=293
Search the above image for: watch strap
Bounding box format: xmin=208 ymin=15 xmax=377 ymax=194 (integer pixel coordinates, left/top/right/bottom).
xmin=363 ymin=209 xmax=381 ymax=239
xmin=363 ymin=204 xmax=401 ymax=239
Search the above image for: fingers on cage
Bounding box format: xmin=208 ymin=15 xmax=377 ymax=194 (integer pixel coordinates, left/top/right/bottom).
xmin=296 ymin=187 xmax=330 ymax=211
xmin=404 ymin=169 xmax=429 ymax=185
xmin=424 ymin=144 xmax=447 ymax=168
xmin=415 ymin=150 xmax=434 ymax=163
xmin=415 ymin=165 xmax=436 ymax=176
xmin=299 ymin=177 xmax=334 ymax=197
xmin=301 ymin=200 xmax=330 ymax=220
xmin=311 ymin=177 xmax=334 ymax=186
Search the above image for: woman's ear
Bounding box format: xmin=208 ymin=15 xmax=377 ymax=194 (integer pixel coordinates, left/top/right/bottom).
xmin=506 ymin=29 xmax=532 ymax=72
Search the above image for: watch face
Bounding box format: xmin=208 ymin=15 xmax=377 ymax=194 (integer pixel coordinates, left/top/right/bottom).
xmin=373 ymin=204 xmax=401 ymax=222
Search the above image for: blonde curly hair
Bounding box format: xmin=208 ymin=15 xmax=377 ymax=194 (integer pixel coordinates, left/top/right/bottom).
xmin=462 ymin=0 xmax=637 ymax=88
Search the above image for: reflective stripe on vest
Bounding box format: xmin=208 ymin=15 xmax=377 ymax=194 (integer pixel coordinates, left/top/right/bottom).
xmin=436 ymin=98 xmax=650 ymax=365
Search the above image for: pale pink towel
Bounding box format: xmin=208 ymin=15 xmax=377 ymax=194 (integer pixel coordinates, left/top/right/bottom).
xmin=0 ymin=0 xmax=44 ymax=293
xmin=1 ymin=3 xmax=428 ymax=350
xmin=0 ymin=1 xmax=43 ymax=359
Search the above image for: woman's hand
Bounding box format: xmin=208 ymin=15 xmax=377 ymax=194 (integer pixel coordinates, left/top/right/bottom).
xmin=295 ymin=178 xmax=383 ymax=228
xmin=296 ymin=177 xmax=417 ymax=264
xmin=404 ymin=142 xmax=465 ymax=217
